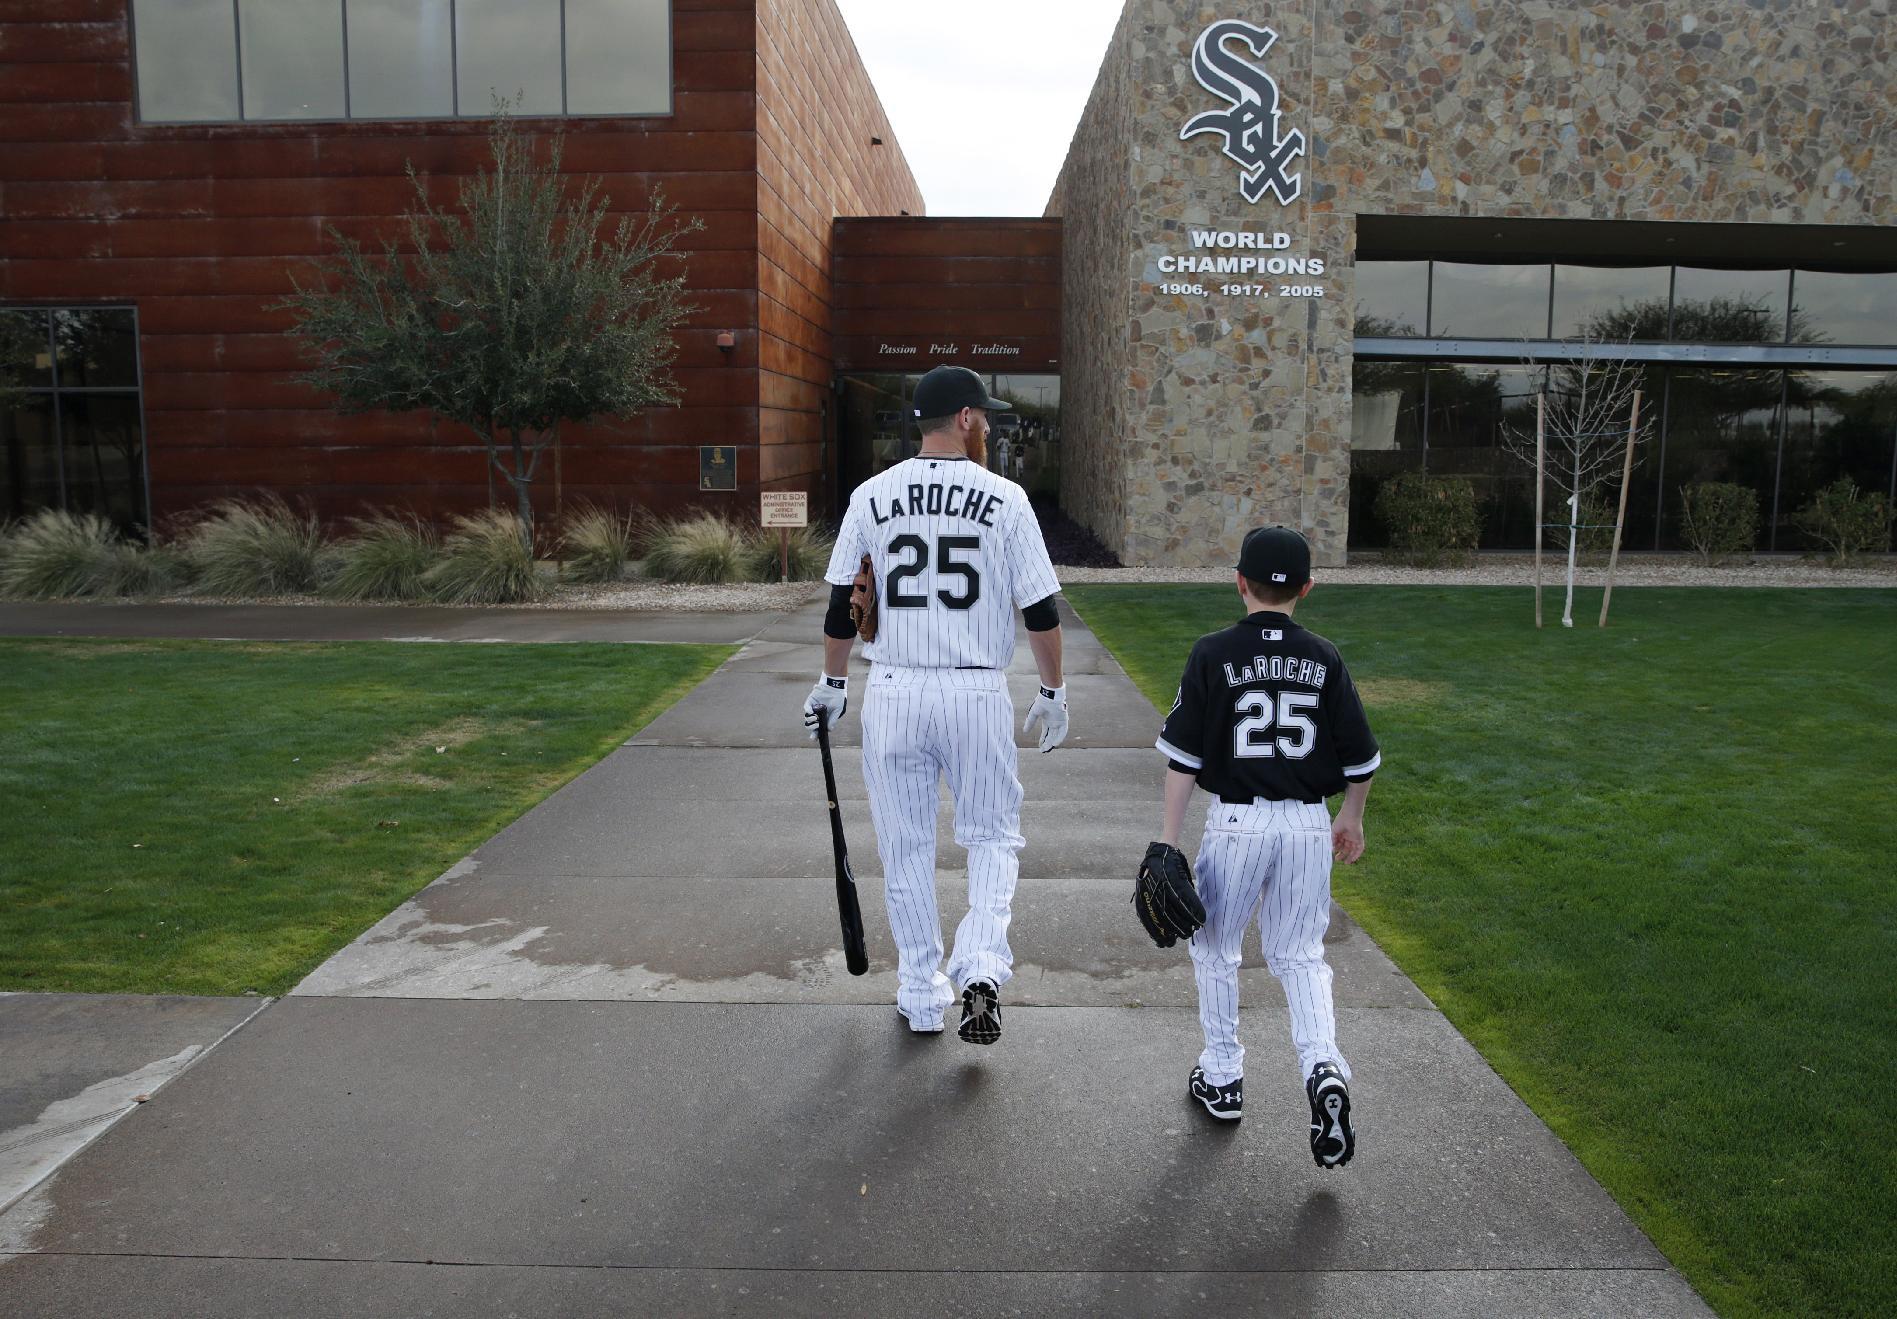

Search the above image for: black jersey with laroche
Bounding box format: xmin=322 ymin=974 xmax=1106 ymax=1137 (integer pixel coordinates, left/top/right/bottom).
xmin=1156 ymin=610 xmax=1381 ymax=804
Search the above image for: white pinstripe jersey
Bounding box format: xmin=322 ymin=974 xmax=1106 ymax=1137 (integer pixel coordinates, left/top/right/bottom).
xmin=826 ymin=457 xmax=1061 ymax=670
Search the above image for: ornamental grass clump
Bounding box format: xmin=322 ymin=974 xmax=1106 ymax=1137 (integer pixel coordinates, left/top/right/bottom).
xmin=1791 ymin=477 xmax=1891 ymax=568
xmin=643 ymin=512 xmax=750 ymax=584
xmin=181 ymin=495 xmax=328 ymax=596
xmin=745 ymin=523 xmax=835 ymax=582
xmin=423 ymin=508 xmax=543 ymax=604
xmin=326 ymin=511 xmax=441 ymax=601
xmin=1678 ymin=482 xmax=1759 ymax=565
xmin=560 ymin=503 xmax=637 ymax=584
xmin=0 ymin=509 xmax=121 ymax=598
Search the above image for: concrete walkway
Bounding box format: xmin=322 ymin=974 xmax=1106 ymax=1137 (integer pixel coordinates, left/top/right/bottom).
xmin=0 ymin=601 xmax=1710 ymax=1316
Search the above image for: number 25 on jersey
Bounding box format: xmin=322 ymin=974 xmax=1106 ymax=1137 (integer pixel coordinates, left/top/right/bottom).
xmin=1234 ymin=690 xmax=1317 ymax=759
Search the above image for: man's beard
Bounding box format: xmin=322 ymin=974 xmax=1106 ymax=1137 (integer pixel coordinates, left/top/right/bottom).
xmin=965 ymin=426 xmax=986 ymax=468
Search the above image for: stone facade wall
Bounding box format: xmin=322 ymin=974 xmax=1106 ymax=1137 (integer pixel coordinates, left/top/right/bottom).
xmin=1056 ymin=0 xmax=1894 ymax=566
xmin=1319 ymin=0 xmax=1892 ymax=225
xmin=1045 ymin=3 xmax=1141 ymax=553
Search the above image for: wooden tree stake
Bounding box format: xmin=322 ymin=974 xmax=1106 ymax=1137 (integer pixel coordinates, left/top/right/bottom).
xmin=1534 ymin=392 xmax=1546 ymax=628
xmin=1600 ymin=389 xmax=1642 ymax=627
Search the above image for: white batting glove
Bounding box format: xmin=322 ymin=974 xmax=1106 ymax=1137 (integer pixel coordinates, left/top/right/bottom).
xmin=802 ymin=673 xmax=848 ymax=738
xmin=1023 ymin=684 xmax=1069 ymax=754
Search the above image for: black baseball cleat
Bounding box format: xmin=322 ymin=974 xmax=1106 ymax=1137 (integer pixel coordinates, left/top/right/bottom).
xmin=957 ymin=980 xmax=1002 ymax=1045
xmin=1306 ymin=1062 xmax=1354 ymax=1168
xmin=1189 ymin=1066 xmax=1243 ymax=1121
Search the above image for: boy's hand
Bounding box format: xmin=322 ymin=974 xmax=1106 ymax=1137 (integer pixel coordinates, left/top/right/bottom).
xmin=1332 ymin=813 xmax=1365 ymax=864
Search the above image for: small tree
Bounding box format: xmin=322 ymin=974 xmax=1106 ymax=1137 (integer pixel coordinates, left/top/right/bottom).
xmin=280 ymin=106 xmax=700 ymax=542
xmin=1503 ymin=341 xmax=1652 ymax=627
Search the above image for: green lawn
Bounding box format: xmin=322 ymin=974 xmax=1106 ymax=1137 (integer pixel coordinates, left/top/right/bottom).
xmin=1065 ymin=584 xmax=1895 ymax=1319
xmin=0 ymin=638 xmax=730 ymax=996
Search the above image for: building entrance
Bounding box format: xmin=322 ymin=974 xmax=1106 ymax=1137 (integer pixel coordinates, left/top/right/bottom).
xmin=836 ymin=371 xmax=1062 ymax=505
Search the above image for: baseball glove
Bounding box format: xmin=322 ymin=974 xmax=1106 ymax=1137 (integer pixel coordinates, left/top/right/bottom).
xmin=849 ymin=553 xmax=878 ymax=642
xmin=1133 ymin=842 xmax=1206 ymax=948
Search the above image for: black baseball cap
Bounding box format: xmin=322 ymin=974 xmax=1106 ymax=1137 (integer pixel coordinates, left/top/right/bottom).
xmin=1236 ymin=525 xmax=1311 ymax=588
xmin=912 ymin=365 xmax=1011 ymax=419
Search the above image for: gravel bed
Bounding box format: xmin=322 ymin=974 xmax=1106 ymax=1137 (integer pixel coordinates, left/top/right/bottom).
xmin=1058 ymin=554 xmax=1897 ymax=589
xmin=22 ymin=558 xmax=1890 ymax=612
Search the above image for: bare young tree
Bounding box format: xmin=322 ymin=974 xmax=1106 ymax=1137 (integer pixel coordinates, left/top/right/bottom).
xmin=279 ymin=105 xmax=700 ymax=544
xmin=1503 ymin=341 xmax=1653 ymax=627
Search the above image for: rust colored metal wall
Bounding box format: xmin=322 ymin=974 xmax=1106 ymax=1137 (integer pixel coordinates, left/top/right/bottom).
xmin=831 ymin=218 xmax=1063 ymax=375
xmin=0 ymin=0 xmax=918 ymax=527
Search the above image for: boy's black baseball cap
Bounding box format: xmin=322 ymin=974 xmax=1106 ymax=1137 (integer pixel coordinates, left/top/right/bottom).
xmin=912 ymin=365 xmax=1011 ymax=419
xmin=1237 ymin=525 xmax=1311 ymax=587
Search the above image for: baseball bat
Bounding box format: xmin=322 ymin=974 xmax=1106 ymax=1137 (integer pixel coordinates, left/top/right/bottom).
xmin=815 ymin=709 xmax=870 ymax=976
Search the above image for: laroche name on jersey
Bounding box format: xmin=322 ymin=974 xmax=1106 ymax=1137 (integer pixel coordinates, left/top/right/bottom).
xmin=826 ymin=457 xmax=1060 ymax=674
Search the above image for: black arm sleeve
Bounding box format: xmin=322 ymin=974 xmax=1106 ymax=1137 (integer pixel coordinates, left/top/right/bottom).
xmin=823 ymin=583 xmax=857 ymax=640
xmin=1022 ymin=592 xmax=1062 ymax=632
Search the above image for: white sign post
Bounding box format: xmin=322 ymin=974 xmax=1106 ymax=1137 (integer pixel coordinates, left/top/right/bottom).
xmin=760 ymin=492 xmax=808 ymax=583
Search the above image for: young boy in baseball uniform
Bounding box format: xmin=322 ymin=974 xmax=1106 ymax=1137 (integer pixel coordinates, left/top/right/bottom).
xmin=802 ymin=365 xmax=1070 ymax=1045
xmin=1153 ymin=526 xmax=1379 ymax=1167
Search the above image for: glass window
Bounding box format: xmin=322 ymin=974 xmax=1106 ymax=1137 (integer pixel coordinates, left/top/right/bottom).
xmin=1428 ymin=263 xmax=1551 ymax=339
xmin=1658 ymin=367 xmax=1784 ymax=550
xmin=565 ymin=0 xmax=670 ymax=115
xmin=991 ymin=374 xmax=1060 ymax=497
xmin=238 ymin=0 xmax=345 ymax=120
xmin=346 ymin=0 xmax=454 ymax=119
xmin=1551 ymin=265 xmax=1670 ymax=341
xmin=1354 ymin=260 xmax=1428 ymax=338
xmin=457 ymin=0 xmax=564 ymax=117
xmin=1671 ymin=268 xmax=1789 ymax=343
xmin=1793 ymin=270 xmax=1897 ymax=348
xmin=1421 ymin=362 xmax=1544 ymax=547
xmin=1535 ymin=360 xmax=1667 ymax=552
xmin=2 ymin=306 xmax=147 ymax=535
xmin=1777 ymin=369 xmax=1897 ymax=550
xmin=132 ymin=0 xmax=241 ymax=123
xmin=53 ymin=309 xmax=140 ymax=389
xmin=57 ymin=396 xmax=149 ymax=532
xmin=0 ymin=394 xmax=60 ymax=523
xmin=2 ymin=309 xmax=54 ymax=390
xmin=1347 ymin=360 xmax=1425 ymax=549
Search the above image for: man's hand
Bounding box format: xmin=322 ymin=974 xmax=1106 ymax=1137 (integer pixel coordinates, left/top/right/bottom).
xmin=1332 ymin=811 xmax=1365 ymax=864
xmin=1022 ymin=684 xmax=1068 ymax=753
xmin=802 ymin=674 xmax=848 ymax=739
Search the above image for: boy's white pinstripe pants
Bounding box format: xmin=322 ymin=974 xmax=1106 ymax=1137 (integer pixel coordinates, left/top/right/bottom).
xmin=1189 ymin=797 xmax=1351 ymax=1087
xmin=860 ymin=667 xmax=1023 ymax=1030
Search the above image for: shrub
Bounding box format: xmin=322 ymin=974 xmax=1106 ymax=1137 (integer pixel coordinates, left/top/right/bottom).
xmin=326 ymin=511 xmax=440 ymax=601
xmin=1373 ymin=473 xmax=1481 ymax=567
xmin=180 ymin=495 xmax=327 ymax=596
xmin=643 ymin=512 xmax=751 ymax=584
xmin=1678 ymin=482 xmax=1759 ymax=565
xmin=746 ymin=523 xmax=836 ymax=582
xmin=561 ymin=503 xmax=636 ymax=584
xmin=0 ymin=509 xmax=120 ymax=598
xmin=424 ymin=508 xmax=543 ymax=604
xmin=1791 ymin=478 xmax=1892 ymax=568
xmin=100 ymin=542 xmax=185 ymax=597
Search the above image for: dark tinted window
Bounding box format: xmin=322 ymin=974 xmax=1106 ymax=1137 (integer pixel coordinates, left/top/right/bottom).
xmin=1429 ymin=263 xmax=1550 ymax=339
xmin=1355 ymin=261 xmax=1428 ymax=337
xmin=1793 ymin=270 xmax=1897 ymax=347
xmin=1551 ymin=265 xmax=1670 ymax=340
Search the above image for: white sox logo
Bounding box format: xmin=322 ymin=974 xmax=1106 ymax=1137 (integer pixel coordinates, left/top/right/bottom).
xmin=1180 ymin=20 xmax=1305 ymax=205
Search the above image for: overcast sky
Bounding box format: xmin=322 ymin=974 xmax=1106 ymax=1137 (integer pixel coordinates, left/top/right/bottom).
xmin=831 ymin=1 xmax=1125 ymax=217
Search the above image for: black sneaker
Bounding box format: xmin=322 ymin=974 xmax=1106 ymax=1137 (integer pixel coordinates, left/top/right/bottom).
xmin=1306 ymin=1062 xmax=1354 ymax=1168
xmin=957 ymin=980 xmax=1001 ymax=1045
xmin=1189 ymin=1066 xmax=1243 ymax=1121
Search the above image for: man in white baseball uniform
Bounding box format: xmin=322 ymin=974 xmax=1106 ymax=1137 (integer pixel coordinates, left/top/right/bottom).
xmin=1153 ymin=526 xmax=1379 ymax=1167
xmin=802 ymin=365 xmax=1069 ymax=1045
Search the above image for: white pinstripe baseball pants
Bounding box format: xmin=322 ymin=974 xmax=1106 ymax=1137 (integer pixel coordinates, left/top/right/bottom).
xmin=1189 ymin=798 xmax=1351 ymax=1087
xmin=861 ymin=667 xmax=1024 ymax=1029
